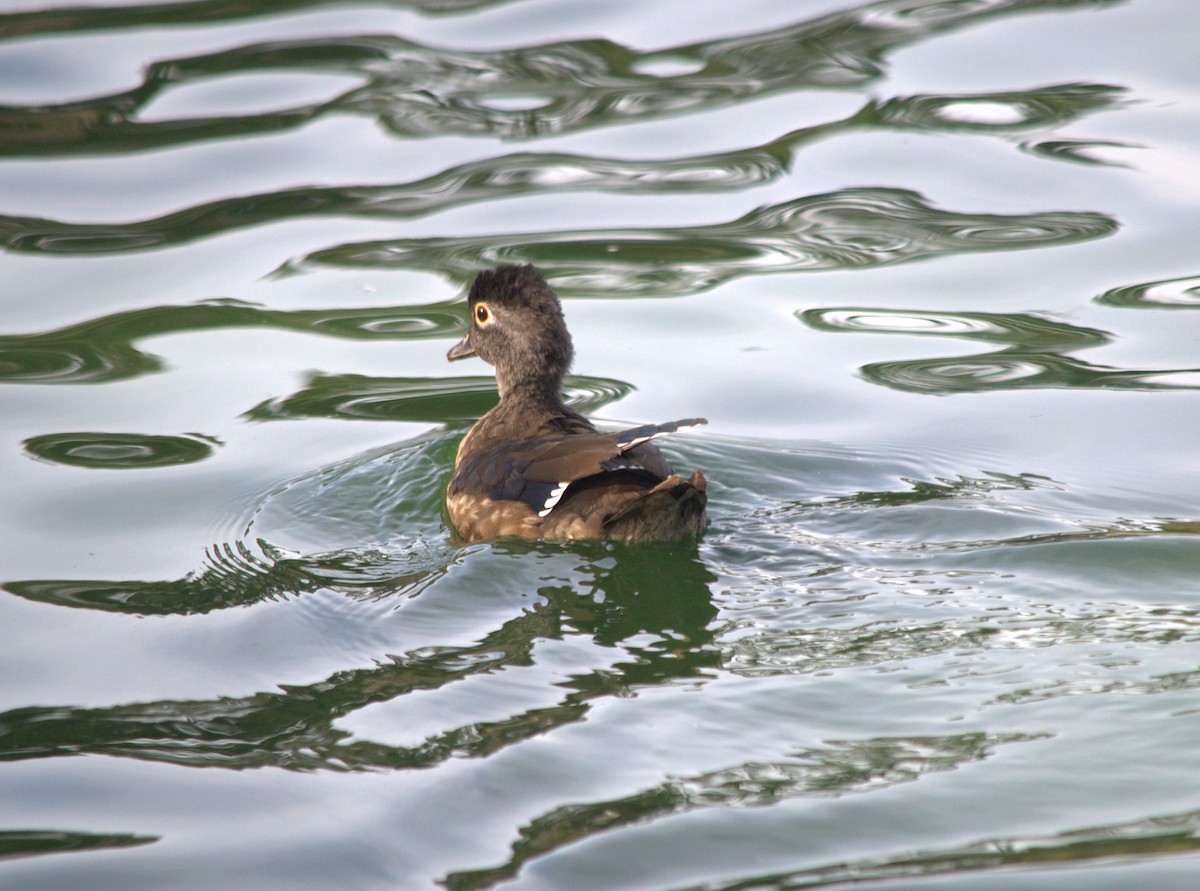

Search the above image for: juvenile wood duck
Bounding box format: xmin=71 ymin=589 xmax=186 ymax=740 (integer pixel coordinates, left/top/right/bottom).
xmin=445 ymin=265 xmax=708 ymax=542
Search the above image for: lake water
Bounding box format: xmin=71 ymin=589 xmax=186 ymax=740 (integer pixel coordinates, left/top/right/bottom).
xmin=3 ymin=0 xmax=1200 ymax=888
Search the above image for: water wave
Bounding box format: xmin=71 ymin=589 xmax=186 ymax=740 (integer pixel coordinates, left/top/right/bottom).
xmin=3 ymin=427 xmax=1194 ymax=810
xmin=442 ymin=730 xmax=1043 ymax=890
xmin=5 ymin=429 xmax=460 ymax=618
xmin=23 ymin=431 xmax=218 ymax=469
xmin=294 ymin=188 xmax=1115 ymax=296
xmin=0 ymin=336 xmax=159 ymax=385
xmin=0 ymin=569 xmax=711 ymax=772
xmin=1097 ymin=274 xmax=1200 ymax=309
xmin=0 ymin=0 xmax=1124 ymax=156
xmin=0 ymin=829 xmax=158 ymax=862
xmin=0 ymin=524 xmax=718 ymax=774
xmin=4 ymin=537 xmax=314 ymax=617
xmin=245 ymin=373 xmax=632 ymax=423
xmin=871 ymin=81 xmax=1125 ymax=132
xmin=683 ymin=807 xmax=1200 ymax=890
xmin=0 ymin=299 xmax=463 ymax=385
xmin=803 ymin=307 xmax=1106 ymax=348
xmin=0 ymin=0 xmax=507 ymax=41
xmin=1021 ymin=137 xmax=1135 ymax=166
xmin=0 ymin=82 xmax=1123 ymax=259
xmin=801 ymin=306 xmax=1200 ymax=394
xmin=865 ymin=354 xmax=1200 ymax=393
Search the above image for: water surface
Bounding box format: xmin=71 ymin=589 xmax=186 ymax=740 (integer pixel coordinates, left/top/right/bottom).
xmin=3 ymin=1 xmax=1200 ymax=889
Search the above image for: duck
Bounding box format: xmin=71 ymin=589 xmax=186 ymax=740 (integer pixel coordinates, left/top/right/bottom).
xmin=445 ymin=264 xmax=708 ymax=542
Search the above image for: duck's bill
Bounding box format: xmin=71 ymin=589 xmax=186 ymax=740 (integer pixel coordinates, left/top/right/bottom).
xmin=446 ymin=337 xmax=476 ymax=361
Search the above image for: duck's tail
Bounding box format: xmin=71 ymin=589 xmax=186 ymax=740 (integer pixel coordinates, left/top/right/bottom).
xmin=602 ymin=470 xmax=708 ymax=541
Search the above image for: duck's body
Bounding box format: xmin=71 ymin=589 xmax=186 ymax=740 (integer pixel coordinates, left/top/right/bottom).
xmin=445 ymin=265 xmax=707 ymax=543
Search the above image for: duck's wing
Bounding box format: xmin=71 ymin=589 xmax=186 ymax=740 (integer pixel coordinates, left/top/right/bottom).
xmin=451 ymin=418 xmax=706 ymax=518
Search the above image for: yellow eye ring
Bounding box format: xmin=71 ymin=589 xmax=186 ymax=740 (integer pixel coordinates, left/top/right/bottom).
xmin=475 ymin=304 xmax=490 ymax=324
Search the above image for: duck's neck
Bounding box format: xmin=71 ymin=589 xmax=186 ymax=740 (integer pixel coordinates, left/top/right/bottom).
xmin=498 ymin=367 xmax=570 ymax=414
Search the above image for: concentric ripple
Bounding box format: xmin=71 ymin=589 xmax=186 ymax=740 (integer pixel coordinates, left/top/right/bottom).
xmin=866 ymin=356 xmax=1057 ymax=392
xmin=0 ymin=339 xmax=162 ymax=385
xmin=801 ymin=307 xmax=1107 ymax=349
xmin=23 ymin=432 xmax=218 ymax=469
xmin=808 ymin=308 xmax=1008 ymax=337
xmin=864 ymin=354 xmax=1200 ymax=394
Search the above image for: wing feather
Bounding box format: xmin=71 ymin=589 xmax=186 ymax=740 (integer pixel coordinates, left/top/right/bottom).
xmin=450 ymin=418 xmax=706 ymax=517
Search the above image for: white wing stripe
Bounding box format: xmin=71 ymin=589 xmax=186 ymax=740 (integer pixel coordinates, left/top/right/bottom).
xmin=537 ymin=482 xmax=571 ymax=517
xmin=618 ymin=420 xmax=704 ymax=451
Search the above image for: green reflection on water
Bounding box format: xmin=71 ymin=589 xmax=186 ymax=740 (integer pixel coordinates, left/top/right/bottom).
xmin=6 ymin=432 xmax=462 ymax=615
xmin=244 ymin=373 xmax=632 ymax=423
xmin=0 ymin=1 xmax=1189 ymax=887
xmin=0 ymin=82 xmax=1126 ymax=258
xmin=0 ymin=829 xmax=158 ymax=862
xmin=442 ymin=731 xmax=1046 ymax=891
xmin=1098 ymin=273 xmax=1200 ymax=309
xmin=0 ymin=0 xmax=1124 ymax=157
xmin=685 ymin=808 xmax=1200 ymax=891
xmin=0 ymin=0 xmax=511 ymax=41
xmin=23 ymin=431 xmax=217 ymax=469
xmin=800 ymin=307 xmax=1200 ymax=394
xmin=0 ymin=543 xmax=717 ymax=772
xmin=294 ymin=188 xmax=1115 ymax=296
xmin=0 ymin=299 xmax=463 ymax=385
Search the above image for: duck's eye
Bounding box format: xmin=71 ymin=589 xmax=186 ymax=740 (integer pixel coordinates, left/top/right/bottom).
xmin=475 ymin=304 xmax=490 ymax=325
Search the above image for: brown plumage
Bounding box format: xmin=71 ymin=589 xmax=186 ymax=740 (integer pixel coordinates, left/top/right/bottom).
xmin=445 ymin=265 xmax=708 ymax=542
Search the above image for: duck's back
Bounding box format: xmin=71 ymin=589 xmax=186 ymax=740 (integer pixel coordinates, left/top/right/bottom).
xmin=447 ymin=411 xmax=707 ymax=542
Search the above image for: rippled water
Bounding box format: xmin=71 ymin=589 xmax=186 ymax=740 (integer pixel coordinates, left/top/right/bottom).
xmin=4 ymin=1 xmax=1200 ymax=889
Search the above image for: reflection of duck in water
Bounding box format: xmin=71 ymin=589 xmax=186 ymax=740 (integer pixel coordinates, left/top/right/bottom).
xmin=446 ymin=265 xmax=707 ymax=542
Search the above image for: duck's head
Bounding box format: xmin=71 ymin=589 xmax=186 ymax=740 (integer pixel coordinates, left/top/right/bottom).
xmin=447 ymin=265 xmax=574 ymax=398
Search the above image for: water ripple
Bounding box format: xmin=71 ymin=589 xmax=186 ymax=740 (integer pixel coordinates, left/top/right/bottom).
xmin=864 ymin=355 xmax=1200 ymax=392
xmin=0 ymin=829 xmax=158 ymax=862
xmin=801 ymin=306 xmax=1200 ymax=394
xmin=0 ymin=0 xmax=507 ymax=41
xmin=4 ymin=429 xmax=459 ymax=617
xmin=0 ymin=337 xmax=158 ymax=385
xmin=690 ymin=807 xmax=1200 ymax=891
xmin=0 ymin=299 xmax=462 ymax=385
xmin=442 ymin=730 xmax=1043 ymax=890
xmin=860 ymin=0 xmax=1014 ymax=29
xmin=0 ymin=541 xmax=718 ymax=773
xmin=23 ymin=431 xmax=218 ymax=469
xmin=721 ymin=600 xmax=1200 ymax=679
xmin=294 ymin=188 xmax=1115 ymax=296
xmin=873 ymin=82 xmax=1125 ymax=132
xmin=3 ymin=533 xmax=336 ymax=616
xmin=803 ymin=307 xmax=1106 ymax=348
xmin=1022 ymin=137 xmax=1135 ymax=166
xmin=0 ymin=1 xmax=1125 ymax=156
xmin=0 ymin=83 xmax=1123 ymax=259
xmin=244 ymin=374 xmax=632 ymax=423
xmin=1097 ymin=274 xmax=1200 ymax=309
